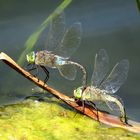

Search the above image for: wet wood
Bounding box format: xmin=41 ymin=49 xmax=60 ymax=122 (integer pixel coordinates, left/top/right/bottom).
xmin=0 ymin=52 xmax=140 ymax=133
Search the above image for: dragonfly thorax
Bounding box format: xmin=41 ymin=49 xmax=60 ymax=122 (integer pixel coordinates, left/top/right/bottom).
xmin=74 ymin=86 xmax=106 ymax=101
xmin=82 ymin=86 xmax=108 ymax=101
xmin=34 ymin=50 xmax=67 ymax=68
xmin=34 ymin=51 xmax=54 ymax=68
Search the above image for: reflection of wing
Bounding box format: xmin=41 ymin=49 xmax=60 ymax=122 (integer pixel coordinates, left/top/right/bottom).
xmin=99 ymin=59 xmax=129 ymax=94
xmin=57 ymin=64 xmax=77 ymax=80
xmin=91 ymin=49 xmax=109 ymax=87
xmin=54 ymin=22 xmax=82 ymax=59
xmin=45 ymin=12 xmax=65 ymax=51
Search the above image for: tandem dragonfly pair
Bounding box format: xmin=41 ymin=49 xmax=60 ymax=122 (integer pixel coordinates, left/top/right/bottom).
xmin=26 ymin=12 xmax=129 ymax=125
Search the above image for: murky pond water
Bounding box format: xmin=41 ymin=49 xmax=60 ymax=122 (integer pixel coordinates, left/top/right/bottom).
xmin=0 ymin=0 xmax=140 ymax=121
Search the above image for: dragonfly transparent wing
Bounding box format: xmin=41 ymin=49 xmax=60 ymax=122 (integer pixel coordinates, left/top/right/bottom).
xmin=99 ymin=59 xmax=129 ymax=94
xmin=57 ymin=64 xmax=77 ymax=80
xmin=54 ymin=22 xmax=82 ymax=59
xmin=45 ymin=12 xmax=65 ymax=51
xmin=91 ymin=49 xmax=109 ymax=87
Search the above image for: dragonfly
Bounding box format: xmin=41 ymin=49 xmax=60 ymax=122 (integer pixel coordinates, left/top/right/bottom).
xmin=73 ymin=49 xmax=129 ymax=125
xmin=26 ymin=12 xmax=87 ymax=87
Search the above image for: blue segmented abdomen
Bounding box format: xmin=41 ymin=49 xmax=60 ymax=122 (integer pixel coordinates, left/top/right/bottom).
xmin=56 ymin=56 xmax=66 ymax=65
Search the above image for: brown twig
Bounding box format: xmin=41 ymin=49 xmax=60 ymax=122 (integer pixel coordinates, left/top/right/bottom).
xmin=0 ymin=52 xmax=140 ymax=133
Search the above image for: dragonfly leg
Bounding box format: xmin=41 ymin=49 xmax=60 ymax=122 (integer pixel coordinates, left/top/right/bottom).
xmin=72 ymin=99 xmax=85 ymax=118
xmin=87 ymin=101 xmax=99 ymax=122
xmin=26 ymin=63 xmax=39 ymax=82
xmin=71 ymin=99 xmax=84 ymax=111
xmin=74 ymin=99 xmax=87 ymax=114
xmin=40 ymin=66 xmax=49 ymax=85
xmin=36 ymin=65 xmax=39 ymax=82
xmin=26 ymin=63 xmax=36 ymax=71
xmin=82 ymin=100 xmax=85 ymax=113
xmin=30 ymin=65 xmax=39 ymax=81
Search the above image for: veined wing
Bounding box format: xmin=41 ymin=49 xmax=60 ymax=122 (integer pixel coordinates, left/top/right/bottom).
xmin=91 ymin=49 xmax=109 ymax=87
xmin=99 ymin=59 xmax=129 ymax=94
xmin=54 ymin=22 xmax=82 ymax=59
xmin=45 ymin=12 xmax=65 ymax=51
xmin=57 ymin=64 xmax=77 ymax=80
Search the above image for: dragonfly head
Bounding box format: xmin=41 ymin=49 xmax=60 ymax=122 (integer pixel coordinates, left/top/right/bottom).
xmin=74 ymin=87 xmax=83 ymax=99
xmin=26 ymin=51 xmax=35 ymax=64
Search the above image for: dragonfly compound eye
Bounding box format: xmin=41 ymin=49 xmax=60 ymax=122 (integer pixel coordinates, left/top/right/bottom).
xmin=74 ymin=87 xmax=82 ymax=99
xmin=26 ymin=51 xmax=35 ymax=64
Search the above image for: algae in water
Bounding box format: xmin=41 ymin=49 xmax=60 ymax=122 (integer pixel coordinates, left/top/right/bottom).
xmin=0 ymin=97 xmax=139 ymax=140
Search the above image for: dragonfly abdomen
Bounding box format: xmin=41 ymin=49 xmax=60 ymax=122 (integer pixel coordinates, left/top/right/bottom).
xmin=102 ymin=94 xmax=125 ymax=118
